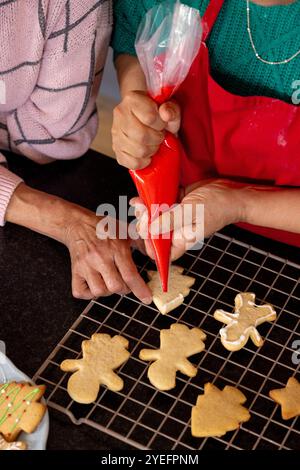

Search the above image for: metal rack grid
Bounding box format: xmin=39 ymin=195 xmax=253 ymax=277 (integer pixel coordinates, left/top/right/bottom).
xmin=33 ymin=232 xmax=300 ymax=450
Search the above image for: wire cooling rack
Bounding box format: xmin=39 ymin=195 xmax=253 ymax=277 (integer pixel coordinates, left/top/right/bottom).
xmin=32 ymin=232 xmax=300 ymax=450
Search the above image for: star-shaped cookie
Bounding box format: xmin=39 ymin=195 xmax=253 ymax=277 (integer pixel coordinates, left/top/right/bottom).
xmin=269 ymin=377 xmax=300 ymax=420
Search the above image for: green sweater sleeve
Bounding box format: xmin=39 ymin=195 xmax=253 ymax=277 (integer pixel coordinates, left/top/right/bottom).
xmin=112 ymin=0 xmax=209 ymax=57
xmin=112 ymin=0 xmax=300 ymax=103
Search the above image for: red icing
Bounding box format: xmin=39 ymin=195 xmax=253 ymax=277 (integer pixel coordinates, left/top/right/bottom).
xmin=130 ymin=132 xmax=182 ymax=291
xmin=151 ymin=85 xmax=176 ymax=105
xmin=130 ymin=83 xmax=182 ymax=292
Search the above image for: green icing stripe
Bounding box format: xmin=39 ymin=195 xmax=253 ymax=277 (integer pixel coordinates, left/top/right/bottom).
xmin=0 ymin=384 xmax=41 ymax=432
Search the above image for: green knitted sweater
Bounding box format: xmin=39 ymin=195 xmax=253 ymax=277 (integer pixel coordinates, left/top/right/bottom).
xmin=112 ymin=0 xmax=300 ymax=103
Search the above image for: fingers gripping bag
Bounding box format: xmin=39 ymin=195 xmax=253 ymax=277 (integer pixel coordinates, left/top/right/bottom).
xmin=130 ymin=0 xmax=202 ymax=291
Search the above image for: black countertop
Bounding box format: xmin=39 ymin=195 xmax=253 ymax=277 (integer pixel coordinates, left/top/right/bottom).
xmin=0 ymin=150 xmax=299 ymax=450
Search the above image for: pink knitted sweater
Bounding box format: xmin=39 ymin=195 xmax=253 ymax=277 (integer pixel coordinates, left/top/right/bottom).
xmin=0 ymin=0 xmax=112 ymax=226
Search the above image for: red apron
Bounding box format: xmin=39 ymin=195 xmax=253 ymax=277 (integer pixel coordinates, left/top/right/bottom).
xmin=175 ymin=0 xmax=300 ymax=247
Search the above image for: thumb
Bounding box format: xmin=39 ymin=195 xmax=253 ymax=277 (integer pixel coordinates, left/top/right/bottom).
xmin=170 ymin=237 xmax=187 ymax=261
xmin=150 ymin=202 xmax=204 ymax=243
xmin=149 ymin=204 xmax=183 ymax=236
xmin=130 ymin=197 xmax=147 ymax=221
xmin=159 ymin=101 xmax=181 ymax=134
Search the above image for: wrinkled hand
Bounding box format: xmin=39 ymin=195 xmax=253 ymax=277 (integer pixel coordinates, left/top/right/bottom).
xmin=132 ymin=179 xmax=246 ymax=260
xmin=112 ymin=90 xmax=181 ymax=170
xmin=64 ymin=211 xmax=152 ymax=303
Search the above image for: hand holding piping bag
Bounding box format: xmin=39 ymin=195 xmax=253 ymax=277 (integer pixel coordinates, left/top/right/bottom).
xmin=129 ymin=0 xmax=203 ymax=291
xmin=131 ymin=179 xmax=248 ymax=261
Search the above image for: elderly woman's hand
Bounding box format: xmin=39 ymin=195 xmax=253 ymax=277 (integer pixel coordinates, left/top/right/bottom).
xmin=63 ymin=209 xmax=152 ymax=302
xmin=6 ymin=183 xmax=152 ymax=303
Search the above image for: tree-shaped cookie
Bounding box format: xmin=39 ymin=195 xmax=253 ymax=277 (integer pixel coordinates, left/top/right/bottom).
xmin=214 ymin=292 xmax=276 ymax=351
xmin=0 ymin=434 xmax=27 ymax=450
xmin=139 ymin=323 xmax=206 ymax=390
xmin=147 ymin=266 xmax=195 ymax=314
xmin=192 ymin=383 xmax=251 ymax=437
xmin=61 ymin=333 xmax=130 ymax=404
xmin=0 ymin=382 xmax=46 ymax=442
xmin=269 ymin=377 xmax=300 ymax=420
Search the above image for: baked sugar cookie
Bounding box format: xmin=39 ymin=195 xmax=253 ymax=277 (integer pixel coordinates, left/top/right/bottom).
xmin=61 ymin=333 xmax=130 ymax=404
xmin=269 ymin=377 xmax=300 ymax=420
xmin=0 ymin=434 xmax=27 ymax=450
xmin=214 ymin=292 xmax=276 ymax=351
xmin=192 ymin=383 xmax=250 ymax=437
xmin=147 ymin=266 xmax=195 ymax=314
xmin=139 ymin=323 xmax=206 ymax=390
xmin=0 ymin=382 xmax=46 ymax=442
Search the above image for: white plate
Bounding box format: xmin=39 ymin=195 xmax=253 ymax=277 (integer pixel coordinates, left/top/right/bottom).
xmin=0 ymin=351 xmax=49 ymax=450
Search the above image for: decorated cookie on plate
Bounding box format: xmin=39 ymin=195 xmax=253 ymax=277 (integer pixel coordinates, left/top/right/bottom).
xmin=0 ymin=433 xmax=27 ymax=450
xmin=0 ymin=382 xmax=46 ymax=443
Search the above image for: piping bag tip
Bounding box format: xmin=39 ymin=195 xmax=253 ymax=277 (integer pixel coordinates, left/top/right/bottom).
xmin=152 ymin=237 xmax=172 ymax=293
xmin=161 ymin=272 xmax=169 ymax=293
xmin=159 ymin=265 xmax=169 ymax=293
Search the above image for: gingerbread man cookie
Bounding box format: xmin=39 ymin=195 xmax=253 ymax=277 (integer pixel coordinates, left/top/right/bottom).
xmin=192 ymin=383 xmax=251 ymax=437
xmin=214 ymin=292 xmax=276 ymax=351
xmin=0 ymin=382 xmax=46 ymax=442
xmin=147 ymin=266 xmax=195 ymax=314
xmin=139 ymin=323 xmax=206 ymax=390
xmin=61 ymin=333 xmax=130 ymax=404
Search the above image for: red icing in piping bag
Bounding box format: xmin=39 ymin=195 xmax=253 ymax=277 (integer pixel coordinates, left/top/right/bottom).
xmin=130 ymin=85 xmax=181 ymax=292
xmin=130 ymin=127 xmax=181 ymax=292
xmin=131 ymin=1 xmax=203 ymax=291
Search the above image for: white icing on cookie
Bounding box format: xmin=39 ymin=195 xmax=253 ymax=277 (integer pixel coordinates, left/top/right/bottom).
xmin=214 ymin=293 xmax=277 ymax=351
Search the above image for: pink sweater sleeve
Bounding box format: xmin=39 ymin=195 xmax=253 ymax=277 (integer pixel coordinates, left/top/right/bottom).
xmin=0 ymin=1 xmax=112 ymax=226
xmin=0 ymin=155 xmax=23 ymax=227
xmin=6 ymin=2 xmax=112 ymax=162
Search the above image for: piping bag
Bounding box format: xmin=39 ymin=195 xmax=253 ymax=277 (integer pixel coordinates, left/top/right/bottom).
xmin=130 ymin=0 xmax=202 ymax=292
